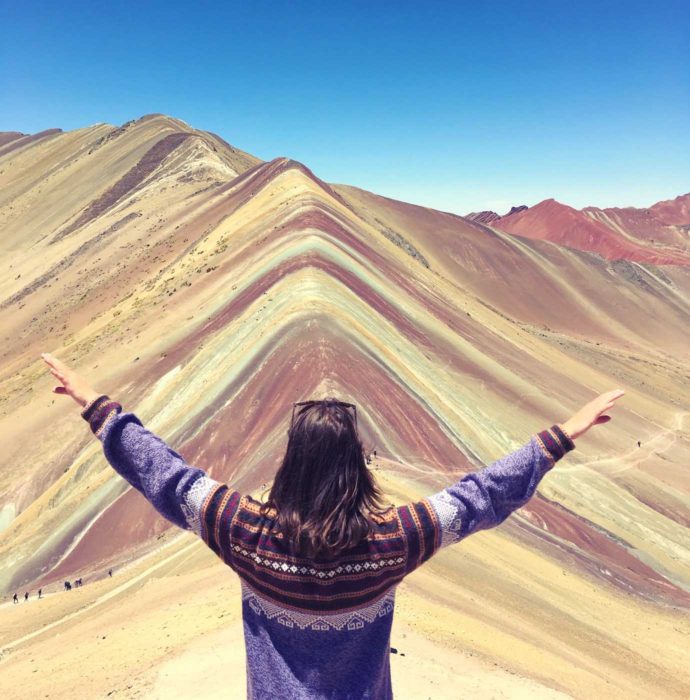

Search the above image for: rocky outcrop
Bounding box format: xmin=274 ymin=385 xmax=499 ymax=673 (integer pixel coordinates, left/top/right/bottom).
xmin=465 ymin=211 xmax=501 ymax=224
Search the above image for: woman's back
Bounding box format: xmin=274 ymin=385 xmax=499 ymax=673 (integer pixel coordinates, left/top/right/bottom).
xmin=201 ymin=490 xmax=412 ymax=699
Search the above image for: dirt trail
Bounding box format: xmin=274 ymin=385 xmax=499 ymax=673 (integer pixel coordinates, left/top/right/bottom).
xmin=557 ymin=409 xmax=689 ymax=475
xmin=0 ymin=534 xmax=196 ymax=653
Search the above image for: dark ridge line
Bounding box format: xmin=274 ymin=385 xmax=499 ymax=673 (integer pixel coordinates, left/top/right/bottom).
xmin=0 ymin=132 xmax=25 ymax=148
xmin=0 ymin=212 xmax=142 ymax=310
xmin=0 ymin=128 xmax=63 ymax=159
xmin=200 ymin=129 xmax=264 ymax=171
xmin=370 ymin=215 xmax=430 ymax=269
xmin=325 ymin=188 xmax=432 ymax=270
xmin=205 ymin=129 xmax=245 ymax=154
xmin=86 ymin=119 xmax=139 ymax=155
xmin=49 ymin=132 xmax=192 ymax=245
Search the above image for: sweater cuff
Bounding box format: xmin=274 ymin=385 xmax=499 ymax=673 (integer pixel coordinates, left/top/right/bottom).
xmin=81 ymin=395 xmax=123 ymax=436
xmin=536 ymin=424 xmax=576 ymax=465
xmin=81 ymin=394 xmax=110 ymax=420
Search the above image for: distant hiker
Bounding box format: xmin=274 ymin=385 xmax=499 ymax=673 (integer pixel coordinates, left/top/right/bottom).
xmin=637 ymin=441 xmax=641 ymax=447
xmin=24 ymin=591 xmax=29 ymax=601
xmin=38 ymin=588 xmax=42 ymax=599
xmin=108 ymin=569 xmax=112 ymax=577
xmin=42 ymin=349 xmax=626 ymax=699
xmin=374 ymin=449 xmax=377 ymax=458
xmin=13 ymin=592 xmax=18 ymax=604
xmin=64 ymin=581 xmax=69 ymax=591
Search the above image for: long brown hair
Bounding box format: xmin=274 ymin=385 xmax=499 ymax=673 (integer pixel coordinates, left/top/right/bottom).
xmin=258 ymin=397 xmax=393 ymax=559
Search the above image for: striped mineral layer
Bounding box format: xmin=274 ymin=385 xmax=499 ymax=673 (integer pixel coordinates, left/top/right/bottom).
xmin=0 ymin=115 xmax=689 ymax=698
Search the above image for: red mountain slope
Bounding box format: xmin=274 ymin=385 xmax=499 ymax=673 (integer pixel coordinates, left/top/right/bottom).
xmin=495 ymin=198 xmax=690 ymax=264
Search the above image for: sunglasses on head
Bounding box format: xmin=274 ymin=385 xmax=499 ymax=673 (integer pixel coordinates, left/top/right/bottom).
xmin=290 ymin=400 xmax=357 ymax=431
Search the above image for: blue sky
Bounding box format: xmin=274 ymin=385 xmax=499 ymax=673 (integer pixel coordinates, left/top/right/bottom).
xmin=2 ymin=1 xmax=688 ymax=214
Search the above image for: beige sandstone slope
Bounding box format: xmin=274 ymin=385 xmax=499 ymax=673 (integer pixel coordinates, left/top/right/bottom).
xmin=0 ymin=114 xmax=689 ymax=698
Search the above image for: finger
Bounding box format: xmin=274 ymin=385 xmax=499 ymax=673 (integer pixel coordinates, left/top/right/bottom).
xmin=51 ymin=357 xmax=67 ymax=371
xmin=597 ymin=392 xmax=624 ymax=410
xmin=49 ymin=368 xmax=66 ymax=381
xmin=44 ymin=353 xmax=68 ymax=371
xmin=607 ymin=389 xmax=625 ymax=399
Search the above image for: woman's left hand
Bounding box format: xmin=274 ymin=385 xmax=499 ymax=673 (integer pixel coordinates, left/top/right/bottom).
xmin=41 ymin=353 xmax=102 ymax=408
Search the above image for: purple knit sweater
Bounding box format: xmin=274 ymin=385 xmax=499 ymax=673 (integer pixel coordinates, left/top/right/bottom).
xmin=81 ymin=395 xmax=575 ymax=699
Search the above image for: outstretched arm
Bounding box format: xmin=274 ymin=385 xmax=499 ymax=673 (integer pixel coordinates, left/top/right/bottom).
xmin=80 ymin=395 xmax=225 ymax=534
xmin=398 ymin=389 xmax=626 ymax=573
xmin=40 ymin=353 xmax=226 ymax=536
xmin=426 ymin=425 xmax=574 ymax=549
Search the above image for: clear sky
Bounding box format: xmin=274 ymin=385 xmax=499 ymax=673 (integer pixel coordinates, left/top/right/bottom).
xmin=2 ymin=1 xmax=688 ymax=215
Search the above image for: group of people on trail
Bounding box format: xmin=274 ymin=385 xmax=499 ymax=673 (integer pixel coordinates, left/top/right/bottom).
xmin=13 ymin=589 xmax=41 ymax=603
xmin=11 ymin=569 xmax=113 ymax=604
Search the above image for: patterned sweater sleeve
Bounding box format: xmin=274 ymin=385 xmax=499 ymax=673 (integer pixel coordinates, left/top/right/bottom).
xmin=397 ymin=425 xmax=575 ymax=576
xmin=81 ymin=394 xmax=228 ymax=537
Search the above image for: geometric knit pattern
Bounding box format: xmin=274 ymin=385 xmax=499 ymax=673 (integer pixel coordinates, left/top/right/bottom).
xmin=180 ymin=475 xmax=223 ymax=538
xmin=231 ymin=543 xmax=406 ymax=581
xmin=241 ymin=579 xmax=398 ymax=632
xmin=427 ymin=490 xmax=466 ymax=548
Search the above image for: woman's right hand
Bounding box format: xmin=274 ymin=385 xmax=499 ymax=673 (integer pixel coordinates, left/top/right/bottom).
xmin=561 ymin=389 xmax=625 ymax=441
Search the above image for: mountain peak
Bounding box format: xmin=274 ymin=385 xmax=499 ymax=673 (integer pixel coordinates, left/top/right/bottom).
xmin=503 ymin=204 xmax=529 ymax=217
xmin=650 ymin=192 xmax=690 ymax=226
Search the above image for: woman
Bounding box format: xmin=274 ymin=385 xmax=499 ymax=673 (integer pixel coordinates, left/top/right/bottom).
xmin=41 ymin=352 xmax=624 ymax=699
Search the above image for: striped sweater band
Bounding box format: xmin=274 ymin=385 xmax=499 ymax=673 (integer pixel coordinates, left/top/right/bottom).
xmin=81 ymin=396 xmax=122 ymax=436
xmin=536 ymin=424 xmax=576 ymax=463
xmin=81 ymin=394 xmax=110 ymax=420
